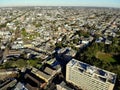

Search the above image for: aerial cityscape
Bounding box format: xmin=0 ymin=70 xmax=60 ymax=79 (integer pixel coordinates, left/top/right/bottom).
xmin=0 ymin=0 xmax=120 ymax=90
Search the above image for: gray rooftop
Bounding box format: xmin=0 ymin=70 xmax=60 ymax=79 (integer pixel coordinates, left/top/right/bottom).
xmin=31 ymin=66 xmax=56 ymax=82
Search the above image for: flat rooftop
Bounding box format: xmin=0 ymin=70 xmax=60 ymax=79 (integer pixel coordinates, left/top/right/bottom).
xmin=31 ymin=65 xmax=56 ymax=82
xmin=67 ymin=59 xmax=117 ymax=84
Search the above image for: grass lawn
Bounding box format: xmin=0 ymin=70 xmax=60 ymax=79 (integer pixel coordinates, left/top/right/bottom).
xmin=12 ymin=59 xmax=27 ymax=68
xmin=96 ymin=52 xmax=116 ymax=63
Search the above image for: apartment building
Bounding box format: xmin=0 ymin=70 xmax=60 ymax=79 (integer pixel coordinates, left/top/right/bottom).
xmin=66 ymin=59 xmax=117 ymax=90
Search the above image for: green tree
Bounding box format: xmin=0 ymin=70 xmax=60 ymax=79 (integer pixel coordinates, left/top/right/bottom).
xmin=21 ymin=28 xmax=27 ymax=36
xmin=4 ymin=62 xmax=12 ymax=69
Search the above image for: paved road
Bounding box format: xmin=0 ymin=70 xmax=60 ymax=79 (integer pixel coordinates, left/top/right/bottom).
xmin=102 ymin=15 xmax=118 ymax=34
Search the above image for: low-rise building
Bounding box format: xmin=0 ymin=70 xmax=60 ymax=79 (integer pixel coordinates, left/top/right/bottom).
xmin=31 ymin=65 xmax=57 ymax=83
xmin=56 ymin=81 xmax=74 ymax=90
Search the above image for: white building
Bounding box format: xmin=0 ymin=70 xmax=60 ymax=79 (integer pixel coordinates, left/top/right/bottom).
xmin=66 ymin=59 xmax=117 ymax=90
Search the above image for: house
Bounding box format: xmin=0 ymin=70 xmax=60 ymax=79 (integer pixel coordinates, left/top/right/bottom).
xmin=105 ymin=39 xmax=112 ymax=45
xmin=1 ymin=45 xmax=6 ymax=50
xmin=24 ymin=44 xmax=33 ymax=48
xmin=6 ymin=50 xmax=23 ymax=58
xmin=11 ymin=44 xmax=23 ymax=50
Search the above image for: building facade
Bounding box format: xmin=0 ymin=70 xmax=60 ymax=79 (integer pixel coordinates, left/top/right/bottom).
xmin=66 ymin=59 xmax=116 ymax=90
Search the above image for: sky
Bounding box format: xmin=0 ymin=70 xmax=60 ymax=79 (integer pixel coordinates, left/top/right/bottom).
xmin=0 ymin=0 xmax=120 ymax=8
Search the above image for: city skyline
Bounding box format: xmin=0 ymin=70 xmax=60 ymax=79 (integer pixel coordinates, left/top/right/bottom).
xmin=0 ymin=0 xmax=120 ymax=8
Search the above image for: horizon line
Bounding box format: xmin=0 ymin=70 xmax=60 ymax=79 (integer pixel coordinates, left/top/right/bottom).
xmin=0 ymin=5 xmax=120 ymax=9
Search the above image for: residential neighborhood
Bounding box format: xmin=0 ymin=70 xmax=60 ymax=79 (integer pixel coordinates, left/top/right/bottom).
xmin=0 ymin=6 xmax=120 ymax=90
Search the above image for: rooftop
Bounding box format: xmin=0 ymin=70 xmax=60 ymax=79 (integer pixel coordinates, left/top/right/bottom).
xmin=56 ymin=81 xmax=74 ymax=90
xmin=31 ymin=65 xmax=56 ymax=82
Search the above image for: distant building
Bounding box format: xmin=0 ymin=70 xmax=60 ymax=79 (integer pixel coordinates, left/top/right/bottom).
xmin=66 ymin=59 xmax=117 ymax=90
xmin=6 ymin=50 xmax=22 ymax=57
